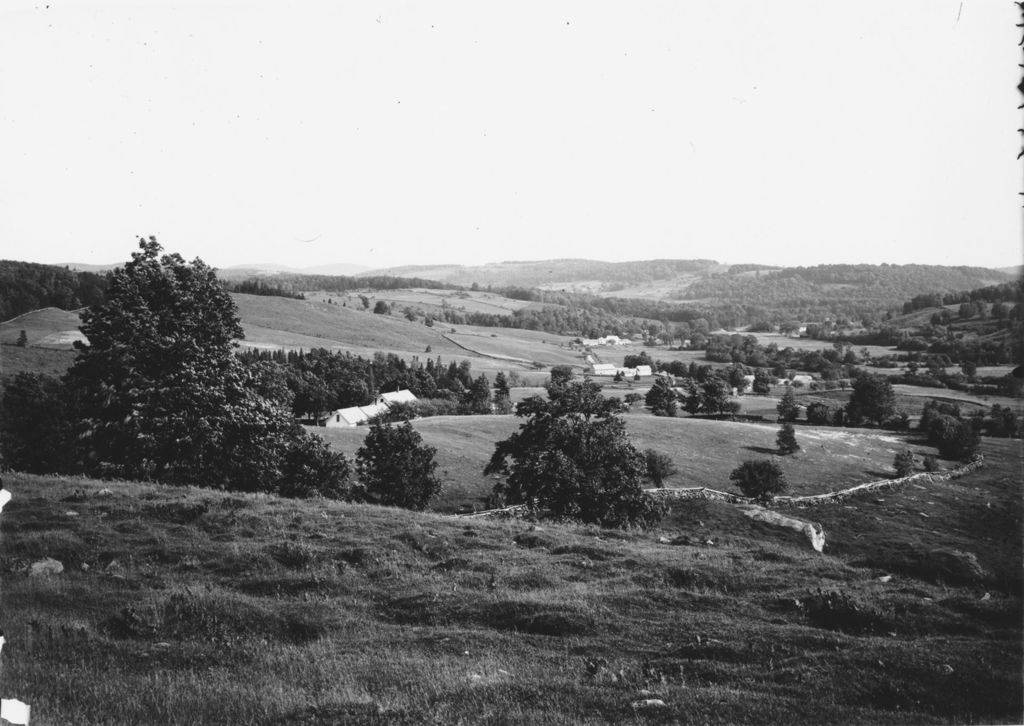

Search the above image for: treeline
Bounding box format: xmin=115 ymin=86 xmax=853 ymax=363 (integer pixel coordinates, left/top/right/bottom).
xmin=0 ymin=261 xmax=109 ymax=321
xmin=901 ymin=279 xmax=1023 ymax=315
xmin=236 ymin=347 xmax=506 ymax=419
xmin=224 ymin=279 xmax=306 ymax=299
xmin=235 ymin=272 xmax=458 ymax=296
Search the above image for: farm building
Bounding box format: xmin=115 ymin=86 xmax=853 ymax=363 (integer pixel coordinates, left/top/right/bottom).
xmin=321 ymin=389 xmax=418 ymax=427
xmin=581 ymin=335 xmax=628 ymax=346
xmin=779 ymin=374 xmax=814 ymax=387
xmin=590 ymin=364 xmax=653 ymax=378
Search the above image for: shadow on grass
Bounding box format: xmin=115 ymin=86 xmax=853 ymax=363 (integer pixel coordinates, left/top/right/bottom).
xmin=744 ymin=445 xmax=780 ymax=456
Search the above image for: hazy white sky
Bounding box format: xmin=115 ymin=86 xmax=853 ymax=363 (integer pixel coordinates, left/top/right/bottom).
xmin=1 ymin=1 xmax=1020 ymax=271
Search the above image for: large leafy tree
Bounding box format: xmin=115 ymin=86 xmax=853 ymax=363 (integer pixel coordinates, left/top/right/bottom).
xmin=644 ymin=376 xmax=678 ymax=417
xmin=846 ymin=373 xmax=896 ymax=426
xmin=484 ymin=379 xmax=663 ymax=528
xmin=65 ymin=237 xmax=348 ymax=495
xmin=355 ymin=420 xmax=441 ymax=510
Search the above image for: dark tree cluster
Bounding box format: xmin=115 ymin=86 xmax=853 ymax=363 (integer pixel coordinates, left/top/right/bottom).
xmin=0 ymin=260 xmax=110 ymax=320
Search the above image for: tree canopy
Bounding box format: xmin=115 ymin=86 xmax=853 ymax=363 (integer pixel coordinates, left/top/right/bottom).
xmin=64 ymin=237 xmax=349 ymax=496
xmin=484 ymin=380 xmax=663 ymax=528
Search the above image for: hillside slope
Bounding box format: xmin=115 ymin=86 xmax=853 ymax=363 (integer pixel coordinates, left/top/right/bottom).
xmin=1 ymin=436 xmax=1019 ymax=724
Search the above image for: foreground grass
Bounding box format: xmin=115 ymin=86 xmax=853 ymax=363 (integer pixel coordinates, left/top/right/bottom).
xmin=0 ymin=438 xmax=1020 ymax=724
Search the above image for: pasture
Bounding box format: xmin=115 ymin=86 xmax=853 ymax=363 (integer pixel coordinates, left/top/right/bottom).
xmin=0 ymin=434 xmax=1018 ymax=724
xmin=313 ymin=413 xmax=949 ymax=514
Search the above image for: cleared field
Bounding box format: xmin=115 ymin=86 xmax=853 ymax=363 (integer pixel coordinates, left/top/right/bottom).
xmin=315 ymin=413 xmax=946 ymax=513
xmin=1 ymin=437 xmax=1018 ymax=724
xmin=0 ymin=307 xmax=85 ymax=348
xmin=304 ymin=288 xmax=537 ymax=316
xmin=234 ymin=294 xmax=583 ymax=374
xmin=444 ymin=331 xmax=585 ymax=369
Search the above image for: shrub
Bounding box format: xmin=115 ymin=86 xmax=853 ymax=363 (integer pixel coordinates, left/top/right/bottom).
xmin=801 ymin=589 xmax=893 ymax=635
xmin=893 ymin=449 xmax=915 ymax=478
xmin=644 ymin=449 xmax=678 ymax=487
xmin=729 ymin=460 xmax=788 ymax=502
xmin=776 ymin=423 xmax=799 ymax=455
xmin=922 ymin=454 xmax=940 ymax=472
xmin=805 ymin=402 xmax=832 ymax=425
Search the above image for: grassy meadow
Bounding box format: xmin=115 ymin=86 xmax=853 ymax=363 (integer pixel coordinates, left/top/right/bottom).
xmin=0 ymin=435 xmax=1019 ymax=725
xmin=314 ymin=413 xmax=958 ymax=513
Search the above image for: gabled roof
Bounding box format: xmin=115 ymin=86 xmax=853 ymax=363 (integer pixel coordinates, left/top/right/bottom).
xmin=378 ymin=389 xmax=417 ymax=404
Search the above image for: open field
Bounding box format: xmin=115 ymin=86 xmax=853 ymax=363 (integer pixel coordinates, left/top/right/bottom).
xmin=0 ymin=434 xmax=1019 ymax=724
xmin=304 ymin=288 xmax=538 ymax=317
xmin=313 ymin=413 xmax=954 ymax=513
xmin=0 ymin=307 xmax=85 ymax=348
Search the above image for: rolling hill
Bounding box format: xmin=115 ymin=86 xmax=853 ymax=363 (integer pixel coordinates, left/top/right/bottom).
xmin=1 ymin=434 xmax=1019 ymax=724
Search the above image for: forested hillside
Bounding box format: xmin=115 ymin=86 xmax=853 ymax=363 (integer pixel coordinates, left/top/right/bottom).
xmin=371 ymin=258 xmax=722 ymax=288
xmin=0 ymin=261 xmax=109 ymax=321
xmin=678 ymin=264 xmax=1012 ymax=316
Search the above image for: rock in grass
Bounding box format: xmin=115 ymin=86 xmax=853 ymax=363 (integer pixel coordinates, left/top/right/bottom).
xmin=631 ymin=699 xmax=667 ymax=709
xmin=29 ymin=557 xmax=64 ymax=577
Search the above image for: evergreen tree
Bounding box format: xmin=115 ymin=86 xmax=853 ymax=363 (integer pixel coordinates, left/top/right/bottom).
xmin=776 ymin=422 xmax=799 ymax=454
xmin=15 ymin=329 xmax=27 ymax=347
xmin=776 ymin=386 xmax=800 ymax=422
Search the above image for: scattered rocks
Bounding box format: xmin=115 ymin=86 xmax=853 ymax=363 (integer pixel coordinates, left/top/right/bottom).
xmin=63 ymin=510 xmax=80 ymax=518
xmin=29 ymin=557 xmax=64 ymax=577
xmin=877 ymin=575 xmax=892 ymax=583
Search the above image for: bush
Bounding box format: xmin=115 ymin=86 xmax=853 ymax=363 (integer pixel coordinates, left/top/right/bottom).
xmin=776 ymin=423 xmax=799 ymax=455
xmin=928 ymin=415 xmax=980 ymax=461
xmin=801 ymin=589 xmax=893 ymax=635
xmin=729 ymin=460 xmax=788 ymax=502
xmin=278 ymin=433 xmax=352 ymax=499
xmin=922 ymin=454 xmax=940 ymax=472
xmin=805 ymin=402 xmax=833 ymax=425
xmin=893 ymin=449 xmax=915 ymax=478
xmin=644 ymin=449 xmax=678 ymax=487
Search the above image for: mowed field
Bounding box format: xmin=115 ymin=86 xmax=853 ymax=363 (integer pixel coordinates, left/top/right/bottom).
xmin=0 ymin=307 xmax=86 ymax=348
xmin=234 ymin=294 xmax=585 ymax=375
xmin=305 ymin=288 xmax=538 ymax=317
xmin=0 ymin=436 xmax=1019 ymax=724
xmin=313 ymin=413 xmax=948 ymax=513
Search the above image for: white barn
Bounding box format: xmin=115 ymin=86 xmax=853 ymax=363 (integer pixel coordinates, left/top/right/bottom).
xmin=322 ymin=389 xmax=418 ymax=427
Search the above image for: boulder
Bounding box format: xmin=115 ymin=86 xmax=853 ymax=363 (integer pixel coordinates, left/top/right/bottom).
xmin=29 ymin=557 xmax=64 ymax=577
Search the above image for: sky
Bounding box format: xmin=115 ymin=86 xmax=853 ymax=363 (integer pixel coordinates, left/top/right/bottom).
xmin=1 ymin=1 xmax=1021 ymax=272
